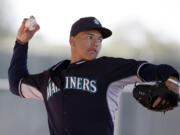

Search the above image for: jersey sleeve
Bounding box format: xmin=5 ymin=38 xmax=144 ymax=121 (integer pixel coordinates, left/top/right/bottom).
xmin=18 ymin=72 xmax=49 ymax=99
xmin=138 ymin=63 xmax=179 ymax=81
xmin=103 ymin=57 xmax=179 ymax=83
xmin=103 ymin=57 xmax=146 ymax=83
xmin=8 ymin=41 xmax=49 ymax=100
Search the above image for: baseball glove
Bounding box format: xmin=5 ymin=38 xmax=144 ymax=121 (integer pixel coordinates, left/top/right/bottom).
xmin=133 ymin=81 xmax=179 ymax=112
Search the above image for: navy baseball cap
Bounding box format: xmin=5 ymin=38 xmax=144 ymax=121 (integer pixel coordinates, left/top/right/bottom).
xmin=70 ymin=17 xmax=112 ymax=39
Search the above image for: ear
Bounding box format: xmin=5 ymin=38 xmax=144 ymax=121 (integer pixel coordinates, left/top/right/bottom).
xmin=69 ymin=36 xmax=75 ymax=47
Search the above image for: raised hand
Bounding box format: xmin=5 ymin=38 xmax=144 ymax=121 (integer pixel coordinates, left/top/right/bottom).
xmin=16 ymin=16 xmax=40 ymax=44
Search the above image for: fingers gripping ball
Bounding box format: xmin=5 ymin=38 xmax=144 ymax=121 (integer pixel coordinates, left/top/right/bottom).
xmin=25 ymin=16 xmax=37 ymax=31
xmin=133 ymin=81 xmax=179 ymax=112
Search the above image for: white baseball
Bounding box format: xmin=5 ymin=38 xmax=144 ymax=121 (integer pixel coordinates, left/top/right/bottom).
xmin=25 ymin=16 xmax=37 ymax=31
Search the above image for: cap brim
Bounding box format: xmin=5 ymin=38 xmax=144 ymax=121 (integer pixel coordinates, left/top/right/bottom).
xmin=96 ymin=27 xmax=112 ymax=39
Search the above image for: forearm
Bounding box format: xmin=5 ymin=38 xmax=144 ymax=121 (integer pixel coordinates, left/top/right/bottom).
xmin=139 ymin=63 xmax=179 ymax=82
xmin=8 ymin=40 xmax=29 ymax=95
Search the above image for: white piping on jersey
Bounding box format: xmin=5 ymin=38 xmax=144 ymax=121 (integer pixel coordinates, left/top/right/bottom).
xmin=106 ymin=75 xmax=142 ymax=123
xmin=135 ymin=81 xmax=160 ymax=86
xmin=75 ymin=61 xmax=86 ymax=65
xmin=52 ymin=61 xmax=64 ymax=71
xmin=137 ymin=62 xmax=149 ymax=82
xmin=18 ymin=78 xmax=24 ymax=98
xmin=52 ymin=60 xmax=86 ymax=71
xmin=19 ymin=82 xmax=43 ymax=100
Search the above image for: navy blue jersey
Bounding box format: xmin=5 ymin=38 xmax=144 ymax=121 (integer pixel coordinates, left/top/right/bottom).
xmin=8 ymin=41 xmax=179 ymax=135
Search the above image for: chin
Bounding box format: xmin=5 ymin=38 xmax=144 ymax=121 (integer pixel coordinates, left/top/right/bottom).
xmin=83 ymin=52 xmax=98 ymax=61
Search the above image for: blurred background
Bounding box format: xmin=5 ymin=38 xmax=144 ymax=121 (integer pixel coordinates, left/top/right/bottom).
xmin=0 ymin=0 xmax=180 ymax=135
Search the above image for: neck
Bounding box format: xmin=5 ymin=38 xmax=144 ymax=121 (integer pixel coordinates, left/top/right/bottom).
xmin=70 ymin=55 xmax=84 ymax=64
xmin=70 ymin=48 xmax=86 ymax=64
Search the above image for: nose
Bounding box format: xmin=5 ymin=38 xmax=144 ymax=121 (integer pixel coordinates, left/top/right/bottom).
xmin=92 ymin=39 xmax=101 ymax=47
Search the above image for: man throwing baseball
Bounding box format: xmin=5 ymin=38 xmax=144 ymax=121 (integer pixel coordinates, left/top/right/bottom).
xmin=8 ymin=16 xmax=180 ymax=135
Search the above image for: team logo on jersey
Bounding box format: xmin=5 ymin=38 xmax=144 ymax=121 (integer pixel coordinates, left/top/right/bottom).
xmin=47 ymin=78 xmax=61 ymax=100
xmin=64 ymin=76 xmax=97 ymax=93
xmin=46 ymin=76 xmax=98 ymax=100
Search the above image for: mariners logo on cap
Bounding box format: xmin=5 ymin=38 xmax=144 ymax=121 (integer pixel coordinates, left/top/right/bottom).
xmin=94 ymin=19 xmax=100 ymax=25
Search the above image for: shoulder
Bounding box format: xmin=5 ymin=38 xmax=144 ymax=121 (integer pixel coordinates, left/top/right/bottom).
xmin=49 ymin=60 xmax=70 ymax=70
xmin=97 ymin=56 xmax=124 ymax=61
xmin=48 ymin=60 xmax=70 ymax=76
xmin=97 ymin=56 xmax=137 ymax=64
xmin=96 ymin=56 xmax=147 ymax=71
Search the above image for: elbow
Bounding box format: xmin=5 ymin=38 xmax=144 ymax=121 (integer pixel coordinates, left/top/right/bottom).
xmin=9 ymin=86 xmax=20 ymax=96
xmin=8 ymin=68 xmax=20 ymax=96
xmin=8 ymin=80 xmax=20 ymax=96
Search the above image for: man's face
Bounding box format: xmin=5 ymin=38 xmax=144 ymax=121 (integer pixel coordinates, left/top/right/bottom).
xmin=70 ymin=30 xmax=103 ymax=61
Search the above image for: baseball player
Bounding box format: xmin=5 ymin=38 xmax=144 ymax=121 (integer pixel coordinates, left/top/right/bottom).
xmin=8 ymin=16 xmax=179 ymax=135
